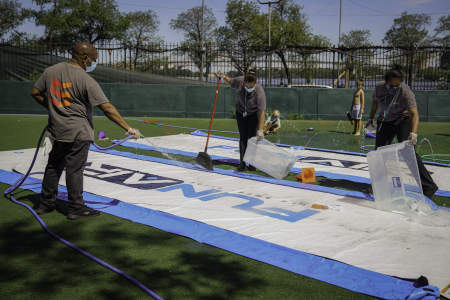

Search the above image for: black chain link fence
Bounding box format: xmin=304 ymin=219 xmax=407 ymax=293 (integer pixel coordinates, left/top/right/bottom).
xmin=1 ymin=40 xmax=449 ymax=89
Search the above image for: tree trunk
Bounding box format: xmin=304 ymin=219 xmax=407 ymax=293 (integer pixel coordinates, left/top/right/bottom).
xmin=301 ymin=55 xmax=311 ymax=84
xmin=123 ymin=46 xmax=127 ymax=69
xmin=345 ymin=68 xmax=349 ymax=88
xmin=277 ymin=50 xmax=291 ymax=85
xmin=134 ymin=43 xmax=139 ymax=70
xmin=408 ymin=49 xmax=415 ymax=87
xmin=199 ymin=49 xmax=203 ymax=81
xmin=345 ymin=55 xmax=350 ymax=88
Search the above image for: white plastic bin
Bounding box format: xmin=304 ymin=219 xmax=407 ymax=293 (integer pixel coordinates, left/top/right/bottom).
xmin=367 ymin=141 xmax=433 ymax=216
xmin=244 ymin=137 xmax=297 ymax=179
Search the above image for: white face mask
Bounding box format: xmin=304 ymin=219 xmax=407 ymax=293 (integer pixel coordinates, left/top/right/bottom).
xmin=86 ymin=61 xmax=97 ymax=73
xmin=244 ymin=86 xmax=255 ymax=93
xmin=386 ymin=84 xmax=399 ymax=95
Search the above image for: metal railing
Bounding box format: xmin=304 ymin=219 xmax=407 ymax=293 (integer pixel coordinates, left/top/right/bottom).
xmin=1 ymin=40 xmax=449 ymax=90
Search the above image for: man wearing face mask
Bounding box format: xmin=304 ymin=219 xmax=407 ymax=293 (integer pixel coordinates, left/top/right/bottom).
xmin=31 ymin=42 xmax=141 ymax=219
xmin=217 ymin=69 xmax=266 ymax=171
xmin=367 ymin=66 xmax=438 ymax=199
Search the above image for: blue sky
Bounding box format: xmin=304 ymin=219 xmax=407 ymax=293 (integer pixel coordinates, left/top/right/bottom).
xmin=15 ymin=0 xmax=450 ymax=45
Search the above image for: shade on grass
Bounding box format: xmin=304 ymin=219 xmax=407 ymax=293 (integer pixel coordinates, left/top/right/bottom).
xmin=1 ymin=115 xmax=449 ymax=299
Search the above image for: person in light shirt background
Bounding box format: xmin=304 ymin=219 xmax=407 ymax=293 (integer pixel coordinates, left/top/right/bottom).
xmin=264 ymin=110 xmax=281 ymax=135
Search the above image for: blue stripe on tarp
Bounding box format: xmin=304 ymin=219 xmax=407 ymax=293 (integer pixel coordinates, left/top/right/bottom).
xmin=90 ymin=146 xmax=374 ymax=201
xmin=190 ymin=130 xmax=450 ymax=168
xmin=125 ymin=117 xmax=240 ymax=134
xmin=117 ymin=140 xmax=450 ymax=202
xmin=114 ymin=140 xmax=241 ymax=165
xmin=294 ymin=168 xmax=450 ymax=200
xmin=0 ymin=169 xmax=418 ymax=299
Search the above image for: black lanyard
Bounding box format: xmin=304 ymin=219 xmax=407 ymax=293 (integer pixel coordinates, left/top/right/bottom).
xmin=244 ymin=89 xmax=248 ymax=115
xmin=378 ymin=88 xmax=401 ymax=132
xmin=383 ymin=88 xmax=400 ymax=121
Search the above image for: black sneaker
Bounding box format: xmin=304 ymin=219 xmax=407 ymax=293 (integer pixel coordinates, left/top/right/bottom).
xmin=35 ymin=205 xmax=55 ymax=215
xmin=237 ymin=163 xmax=246 ymax=172
xmin=424 ymin=184 xmax=439 ymax=200
xmin=67 ymin=207 xmax=101 ymax=220
xmin=247 ymin=165 xmax=256 ymax=172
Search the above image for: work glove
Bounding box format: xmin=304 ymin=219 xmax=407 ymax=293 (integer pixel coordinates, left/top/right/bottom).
xmin=365 ymin=119 xmax=377 ymax=133
xmin=215 ymin=70 xmax=225 ymax=79
xmin=127 ymin=127 xmax=142 ymax=139
xmin=257 ymin=130 xmax=264 ymax=141
xmin=409 ymin=132 xmax=418 ymax=146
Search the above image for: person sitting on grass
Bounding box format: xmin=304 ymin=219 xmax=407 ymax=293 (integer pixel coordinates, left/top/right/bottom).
xmin=264 ymin=110 xmax=281 ymax=135
xmin=349 ymin=80 xmax=365 ymax=136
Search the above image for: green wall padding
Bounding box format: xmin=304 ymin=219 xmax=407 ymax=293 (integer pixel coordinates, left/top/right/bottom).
xmin=426 ymin=91 xmax=450 ymax=122
xmin=0 ymin=81 xmax=46 ymax=114
xmin=1 ymin=80 xmax=448 ymax=122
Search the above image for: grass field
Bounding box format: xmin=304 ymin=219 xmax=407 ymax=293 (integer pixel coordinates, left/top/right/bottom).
xmin=1 ymin=115 xmax=449 ymax=300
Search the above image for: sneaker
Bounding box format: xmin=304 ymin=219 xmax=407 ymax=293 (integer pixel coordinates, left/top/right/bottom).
xmin=237 ymin=163 xmax=246 ymax=172
xmin=247 ymin=165 xmax=256 ymax=171
xmin=67 ymin=207 xmax=101 ymax=220
xmin=424 ymin=185 xmax=439 ymax=200
xmin=35 ymin=205 xmax=55 ymax=215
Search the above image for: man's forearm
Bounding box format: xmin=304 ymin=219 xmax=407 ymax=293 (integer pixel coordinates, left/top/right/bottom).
xmin=101 ymin=103 xmax=131 ymax=131
xmin=32 ymin=95 xmax=48 ymax=109
xmin=223 ymin=75 xmax=231 ymax=84
xmin=258 ymin=110 xmax=265 ymax=130
xmin=409 ymin=109 xmax=419 ymax=134
xmin=369 ymin=100 xmax=377 ymax=119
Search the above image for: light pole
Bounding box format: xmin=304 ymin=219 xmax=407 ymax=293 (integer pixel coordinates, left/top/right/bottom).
xmin=336 ymin=0 xmax=343 ymax=88
xmin=258 ymin=0 xmax=280 ymax=86
xmin=338 ymin=0 xmax=342 ymax=46
xmin=200 ymin=0 xmax=205 ymax=81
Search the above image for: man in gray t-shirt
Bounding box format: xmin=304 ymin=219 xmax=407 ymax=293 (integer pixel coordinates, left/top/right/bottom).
xmin=34 ymin=60 xmax=110 ymax=142
xmin=367 ymin=68 xmax=438 ymax=199
xmin=372 ymin=82 xmax=417 ymax=123
xmin=230 ymin=76 xmax=266 ymax=116
xmin=31 ymin=42 xmax=141 ymax=220
xmin=217 ymin=70 xmax=266 ymax=171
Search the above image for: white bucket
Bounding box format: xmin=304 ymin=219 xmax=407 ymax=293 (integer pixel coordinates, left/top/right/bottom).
xmin=244 ymin=137 xmax=297 ymax=179
xmin=367 ymin=141 xmax=438 ymax=219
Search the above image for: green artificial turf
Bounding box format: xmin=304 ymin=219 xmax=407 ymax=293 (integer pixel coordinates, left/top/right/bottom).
xmin=1 ymin=115 xmax=449 ymax=299
xmin=0 ymin=184 xmax=379 ymax=300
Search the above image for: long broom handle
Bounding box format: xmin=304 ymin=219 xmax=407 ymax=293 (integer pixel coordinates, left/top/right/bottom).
xmin=204 ymin=79 xmax=222 ymax=152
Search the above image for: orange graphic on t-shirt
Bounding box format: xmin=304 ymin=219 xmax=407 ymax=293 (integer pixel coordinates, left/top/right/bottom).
xmin=50 ymin=78 xmax=72 ymax=107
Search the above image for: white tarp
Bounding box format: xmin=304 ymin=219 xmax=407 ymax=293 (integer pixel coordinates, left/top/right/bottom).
xmin=1 ymin=147 xmax=449 ymax=291
xmin=133 ymin=134 xmax=450 ymax=191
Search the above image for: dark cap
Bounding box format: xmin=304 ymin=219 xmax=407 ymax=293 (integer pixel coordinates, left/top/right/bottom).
xmin=244 ymin=68 xmax=257 ymax=83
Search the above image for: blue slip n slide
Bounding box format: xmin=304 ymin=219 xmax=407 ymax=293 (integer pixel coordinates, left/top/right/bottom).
xmin=115 ymin=139 xmax=450 ymax=205
xmin=0 ymin=169 xmax=423 ymax=300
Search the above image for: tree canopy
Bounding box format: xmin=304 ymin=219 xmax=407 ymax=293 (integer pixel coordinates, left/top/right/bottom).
xmin=32 ymin=0 xmax=129 ymax=45
xmin=252 ymin=0 xmax=331 ymax=84
xmin=216 ymin=0 xmax=261 ymax=73
xmin=123 ymin=10 xmax=160 ymax=69
xmin=170 ymin=5 xmax=217 ymax=80
xmin=341 ymin=30 xmax=371 ymax=48
xmin=383 ymin=12 xmax=431 ymax=47
xmin=434 ymin=15 xmax=450 ymax=47
xmin=0 ymin=0 xmax=29 ymax=38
